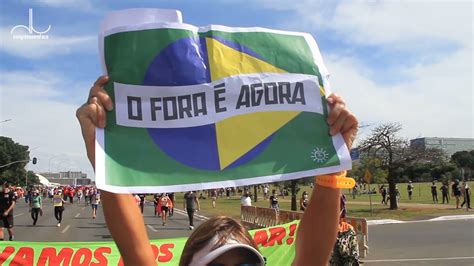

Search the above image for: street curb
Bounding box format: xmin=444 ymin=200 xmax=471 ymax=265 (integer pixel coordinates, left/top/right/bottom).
xmin=368 ymin=214 xmax=474 ymax=225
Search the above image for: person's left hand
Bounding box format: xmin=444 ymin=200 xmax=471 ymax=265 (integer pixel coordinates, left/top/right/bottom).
xmin=326 ymin=93 xmax=358 ymax=150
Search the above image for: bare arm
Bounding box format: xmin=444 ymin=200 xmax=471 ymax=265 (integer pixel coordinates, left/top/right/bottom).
xmin=5 ymin=201 xmax=16 ymax=215
xmin=77 ymin=76 xmax=155 ymax=266
xmin=292 ymin=94 xmax=358 ymax=266
xmin=293 ymin=185 xmax=340 ymax=266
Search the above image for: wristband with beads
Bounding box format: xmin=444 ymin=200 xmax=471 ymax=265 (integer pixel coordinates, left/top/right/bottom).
xmin=316 ymin=171 xmax=355 ymax=189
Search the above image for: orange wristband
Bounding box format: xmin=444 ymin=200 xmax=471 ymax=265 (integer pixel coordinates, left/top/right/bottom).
xmin=316 ymin=171 xmax=355 ymax=189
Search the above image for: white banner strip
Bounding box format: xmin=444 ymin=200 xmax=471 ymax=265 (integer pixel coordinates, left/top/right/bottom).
xmin=114 ymin=73 xmax=322 ymax=128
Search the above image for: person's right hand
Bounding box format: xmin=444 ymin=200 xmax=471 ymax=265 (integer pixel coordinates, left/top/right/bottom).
xmin=76 ymin=76 xmax=113 ymax=168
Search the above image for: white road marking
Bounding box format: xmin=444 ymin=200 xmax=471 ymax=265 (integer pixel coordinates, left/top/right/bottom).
xmin=75 ymin=213 xmax=80 ymax=218
xmin=61 ymin=224 xmax=71 ymax=234
xmin=13 ymin=213 xmax=24 ymax=218
xmin=363 ymin=257 xmax=474 ymax=263
xmin=147 ymin=224 xmax=157 ymax=232
xmin=173 ymin=209 xmax=209 ymax=221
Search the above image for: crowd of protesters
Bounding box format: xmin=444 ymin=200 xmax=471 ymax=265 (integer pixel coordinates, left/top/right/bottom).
xmin=0 ymin=181 xmax=104 ymax=241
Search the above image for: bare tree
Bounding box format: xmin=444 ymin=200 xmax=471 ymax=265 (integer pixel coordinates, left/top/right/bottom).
xmin=358 ymin=123 xmax=445 ymax=209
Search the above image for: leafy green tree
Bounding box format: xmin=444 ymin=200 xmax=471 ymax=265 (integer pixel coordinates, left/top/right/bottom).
xmin=26 ymin=171 xmax=40 ymax=187
xmin=451 ymin=151 xmax=474 ymax=180
xmin=451 ymin=151 xmax=474 ymax=168
xmin=0 ymin=137 xmax=31 ymax=185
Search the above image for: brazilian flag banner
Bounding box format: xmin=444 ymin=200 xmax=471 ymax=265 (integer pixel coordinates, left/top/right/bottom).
xmin=96 ymin=9 xmax=351 ymax=193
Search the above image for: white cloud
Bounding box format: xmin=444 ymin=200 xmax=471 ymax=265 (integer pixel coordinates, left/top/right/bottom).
xmin=256 ymin=0 xmax=472 ymax=48
xmin=0 ymin=71 xmax=95 ymax=178
xmin=326 ymin=45 xmax=473 ymax=140
xmin=32 ymin=0 xmax=94 ymax=10
xmin=0 ymin=27 xmax=96 ymax=59
xmin=252 ymin=0 xmax=473 ymax=139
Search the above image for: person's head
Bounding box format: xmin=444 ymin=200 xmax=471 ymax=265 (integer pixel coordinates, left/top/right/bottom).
xmin=302 ymin=191 xmax=308 ymax=199
xmin=180 ymin=216 xmax=265 ymax=266
xmin=432 ymin=181 xmax=435 ymax=185
xmin=271 ymin=189 xmax=276 ymax=195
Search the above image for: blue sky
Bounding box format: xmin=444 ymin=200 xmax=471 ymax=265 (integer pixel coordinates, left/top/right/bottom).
xmin=0 ymin=0 xmax=472 ymax=178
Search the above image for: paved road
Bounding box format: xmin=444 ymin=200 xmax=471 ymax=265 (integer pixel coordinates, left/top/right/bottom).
xmin=7 ymin=199 xmax=205 ymax=242
xmin=348 ymin=200 xmax=457 ymax=209
xmin=363 ymin=219 xmax=474 ymax=265
xmin=6 ymin=200 xmax=474 ymax=266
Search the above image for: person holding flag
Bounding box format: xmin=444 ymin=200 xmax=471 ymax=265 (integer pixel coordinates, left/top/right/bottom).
xmin=77 ymin=75 xmax=358 ymax=265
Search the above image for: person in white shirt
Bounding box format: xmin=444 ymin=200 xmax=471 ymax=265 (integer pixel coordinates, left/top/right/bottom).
xmin=240 ymin=192 xmax=252 ymax=206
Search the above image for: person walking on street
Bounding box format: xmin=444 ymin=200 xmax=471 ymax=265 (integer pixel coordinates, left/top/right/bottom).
xmin=160 ymin=193 xmax=172 ymax=226
xmin=77 ymin=189 xmax=83 ymax=204
xmin=53 ymin=191 xmax=66 ymax=227
xmin=452 ymin=179 xmax=462 ymax=209
xmin=431 ymin=181 xmax=438 ymax=204
xmin=24 ymin=189 xmax=31 ymax=204
xmin=441 ymin=182 xmax=449 ymax=204
xmin=153 ymin=193 xmax=160 ymax=216
xmin=0 ymin=182 xmax=16 ymax=241
xmin=84 ymin=188 xmax=90 ymax=205
xmin=138 ymin=194 xmax=146 ymax=214
xmin=184 ymin=191 xmax=200 ymax=230
xmin=30 ymin=190 xmax=43 ymax=226
xmin=407 ymin=181 xmax=414 ymax=200
xmin=168 ymin=192 xmax=175 ymax=216
xmin=68 ymin=188 xmax=75 ymax=204
xmin=460 ymin=182 xmax=471 ymax=209
xmin=90 ymin=189 xmax=101 ymax=219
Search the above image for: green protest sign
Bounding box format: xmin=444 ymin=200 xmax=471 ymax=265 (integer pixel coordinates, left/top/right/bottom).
xmin=0 ymin=221 xmax=299 ymax=265
xmin=96 ymin=9 xmax=351 ymax=193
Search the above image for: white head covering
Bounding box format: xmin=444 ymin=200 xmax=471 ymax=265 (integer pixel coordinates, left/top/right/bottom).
xmin=189 ymin=235 xmax=265 ymax=266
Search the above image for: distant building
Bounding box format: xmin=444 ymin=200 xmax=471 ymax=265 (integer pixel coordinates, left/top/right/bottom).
xmin=410 ymin=137 xmax=474 ymax=157
xmin=39 ymin=171 xmax=91 ymax=186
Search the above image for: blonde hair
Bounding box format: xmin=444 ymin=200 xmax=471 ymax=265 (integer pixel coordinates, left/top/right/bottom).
xmin=179 ymin=216 xmax=258 ymax=266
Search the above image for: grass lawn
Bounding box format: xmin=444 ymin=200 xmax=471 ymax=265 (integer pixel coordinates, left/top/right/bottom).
xmin=343 ymin=182 xmax=452 ymax=204
xmin=162 ymin=181 xmax=471 ymax=221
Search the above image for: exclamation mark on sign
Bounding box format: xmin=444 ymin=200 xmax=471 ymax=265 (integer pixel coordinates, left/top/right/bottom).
xmin=286 ymin=223 xmax=297 ymax=245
